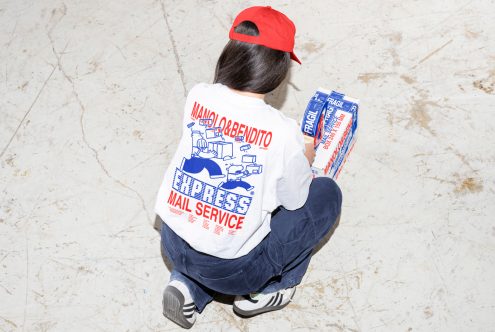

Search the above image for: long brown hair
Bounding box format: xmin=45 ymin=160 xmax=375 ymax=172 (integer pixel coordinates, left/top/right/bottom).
xmin=214 ymin=21 xmax=290 ymax=94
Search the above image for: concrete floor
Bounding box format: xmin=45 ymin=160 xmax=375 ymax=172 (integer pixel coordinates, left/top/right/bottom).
xmin=1 ymin=0 xmax=494 ymax=331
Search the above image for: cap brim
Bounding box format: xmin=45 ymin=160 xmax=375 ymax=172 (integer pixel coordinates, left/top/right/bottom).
xmin=290 ymin=51 xmax=301 ymax=64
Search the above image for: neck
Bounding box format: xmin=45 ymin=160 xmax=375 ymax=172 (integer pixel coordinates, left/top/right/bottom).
xmin=229 ymin=88 xmax=265 ymax=100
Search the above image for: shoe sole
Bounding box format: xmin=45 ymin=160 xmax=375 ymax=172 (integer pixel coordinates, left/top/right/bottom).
xmin=233 ymin=288 xmax=296 ymax=318
xmin=162 ymin=286 xmax=194 ymax=329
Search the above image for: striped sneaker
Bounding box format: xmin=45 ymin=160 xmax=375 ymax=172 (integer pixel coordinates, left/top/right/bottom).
xmin=233 ymin=287 xmax=296 ymax=317
xmin=162 ymin=280 xmax=197 ymax=329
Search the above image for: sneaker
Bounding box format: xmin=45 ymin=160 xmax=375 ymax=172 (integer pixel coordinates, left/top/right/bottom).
xmin=162 ymin=280 xmax=197 ymax=329
xmin=233 ymin=287 xmax=296 ymax=317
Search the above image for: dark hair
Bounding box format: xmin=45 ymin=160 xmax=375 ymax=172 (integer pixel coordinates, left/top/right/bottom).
xmin=214 ymin=21 xmax=290 ymax=94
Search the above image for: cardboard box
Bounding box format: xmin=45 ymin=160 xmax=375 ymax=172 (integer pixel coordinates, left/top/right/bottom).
xmin=208 ymin=141 xmax=233 ymax=160
xmin=301 ymin=88 xmax=359 ymax=179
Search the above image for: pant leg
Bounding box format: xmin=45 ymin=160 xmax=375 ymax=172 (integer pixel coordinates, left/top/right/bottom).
xmin=261 ymin=177 xmax=342 ymax=293
xmin=161 ymin=220 xmax=278 ymax=310
xmin=161 ymin=223 xmax=215 ymax=313
xmin=160 ymin=177 xmax=342 ymax=304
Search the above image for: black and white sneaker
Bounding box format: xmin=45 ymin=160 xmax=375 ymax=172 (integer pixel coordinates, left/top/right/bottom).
xmin=162 ymin=280 xmax=197 ymax=329
xmin=233 ymin=287 xmax=296 ymax=317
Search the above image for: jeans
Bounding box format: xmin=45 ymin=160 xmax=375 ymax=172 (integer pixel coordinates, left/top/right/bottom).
xmin=160 ymin=177 xmax=342 ymax=313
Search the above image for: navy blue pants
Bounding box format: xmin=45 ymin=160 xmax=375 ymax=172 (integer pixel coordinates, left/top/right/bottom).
xmin=161 ymin=177 xmax=342 ymax=312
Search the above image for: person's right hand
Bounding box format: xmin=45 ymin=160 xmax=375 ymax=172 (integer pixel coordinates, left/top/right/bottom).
xmin=304 ymin=142 xmax=316 ymax=166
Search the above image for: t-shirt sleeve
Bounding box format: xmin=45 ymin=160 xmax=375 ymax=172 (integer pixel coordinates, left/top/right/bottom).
xmin=276 ymin=128 xmax=313 ymax=210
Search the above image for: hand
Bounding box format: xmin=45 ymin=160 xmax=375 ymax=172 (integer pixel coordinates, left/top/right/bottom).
xmin=304 ymin=142 xmax=316 ymax=166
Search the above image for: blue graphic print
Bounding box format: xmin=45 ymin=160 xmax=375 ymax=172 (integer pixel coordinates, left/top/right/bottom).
xmin=181 ymin=157 xmax=224 ymax=178
xmin=180 ymin=118 xmax=264 ymax=193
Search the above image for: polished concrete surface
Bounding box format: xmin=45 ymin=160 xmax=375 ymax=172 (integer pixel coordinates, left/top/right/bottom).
xmin=1 ymin=0 xmax=494 ymax=331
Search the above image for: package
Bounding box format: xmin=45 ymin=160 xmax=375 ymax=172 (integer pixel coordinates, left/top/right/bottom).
xmin=208 ymin=141 xmax=233 ymax=159
xmin=300 ymin=88 xmax=359 ymax=179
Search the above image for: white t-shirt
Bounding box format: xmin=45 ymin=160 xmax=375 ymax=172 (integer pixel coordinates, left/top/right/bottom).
xmin=154 ymin=83 xmax=312 ymax=259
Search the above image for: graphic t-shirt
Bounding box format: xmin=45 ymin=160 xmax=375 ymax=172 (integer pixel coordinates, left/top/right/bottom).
xmin=154 ymin=83 xmax=312 ymax=259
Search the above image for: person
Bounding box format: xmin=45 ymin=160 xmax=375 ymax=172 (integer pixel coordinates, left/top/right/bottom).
xmin=154 ymin=6 xmax=342 ymax=329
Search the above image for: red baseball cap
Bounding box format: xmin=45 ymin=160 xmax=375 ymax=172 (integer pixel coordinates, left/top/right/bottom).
xmin=229 ymin=6 xmax=301 ymax=64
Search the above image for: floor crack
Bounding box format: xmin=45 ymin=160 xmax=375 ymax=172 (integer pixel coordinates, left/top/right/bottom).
xmin=49 ymin=36 xmax=152 ymax=224
xmin=160 ymin=0 xmax=187 ymax=97
xmin=0 ymin=66 xmax=56 ymax=159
